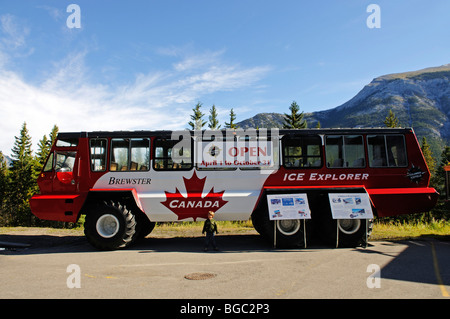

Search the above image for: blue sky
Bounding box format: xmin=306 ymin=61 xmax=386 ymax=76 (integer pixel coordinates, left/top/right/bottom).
xmin=0 ymin=0 xmax=449 ymax=155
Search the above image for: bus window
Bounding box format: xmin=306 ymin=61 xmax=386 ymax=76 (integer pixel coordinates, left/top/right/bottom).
xmin=43 ymin=152 xmax=54 ymax=172
xmin=131 ymin=138 xmax=150 ymax=171
xmin=56 ymin=138 xmax=78 ymax=147
xmin=110 ymin=138 xmax=150 ymax=171
xmin=153 ymin=138 xmax=192 ymax=170
xmin=325 ymin=135 xmax=365 ymax=168
xmin=111 ymin=138 xmax=129 ymax=171
xmin=55 ymin=151 xmax=76 ymax=172
xmin=283 ymin=136 xmax=322 ymax=168
xmin=368 ymin=135 xmax=407 ymax=167
xmin=90 ymin=138 xmax=107 ymax=172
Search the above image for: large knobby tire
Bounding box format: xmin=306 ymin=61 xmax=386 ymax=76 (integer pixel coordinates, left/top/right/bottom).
xmin=313 ymin=212 xmax=371 ymax=248
xmin=337 ymin=218 xmax=372 ymax=248
xmin=135 ymin=212 xmax=156 ymax=240
xmin=84 ymin=201 xmax=137 ymax=250
xmin=252 ymin=206 xmax=306 ymax=248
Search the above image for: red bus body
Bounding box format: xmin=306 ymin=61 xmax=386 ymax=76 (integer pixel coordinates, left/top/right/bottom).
xmin=29 ymin=128 xmax=439 ymax=249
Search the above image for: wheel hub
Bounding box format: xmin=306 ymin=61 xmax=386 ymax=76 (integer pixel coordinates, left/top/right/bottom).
xmin=96 ymin=214 xmax=120 ymax=238
xmin=338 ymin=219 xmax=361 ymax=235
xmin=277 ymin=219 xmax=301 ymax=236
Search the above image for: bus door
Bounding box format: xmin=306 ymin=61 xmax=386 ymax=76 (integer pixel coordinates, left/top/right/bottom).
xmin=39 ymin=138 xmax=80 ymax=194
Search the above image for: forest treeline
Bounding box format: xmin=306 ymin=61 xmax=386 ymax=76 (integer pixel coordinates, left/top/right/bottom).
xmin=0 ymin=104 xmax=449 ymax=227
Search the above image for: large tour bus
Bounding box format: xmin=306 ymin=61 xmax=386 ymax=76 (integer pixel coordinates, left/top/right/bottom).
xmin=29 ymin=128 xmax=439 ymax=250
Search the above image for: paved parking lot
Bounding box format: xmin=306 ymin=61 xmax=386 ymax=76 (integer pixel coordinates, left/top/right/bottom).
xmin=1 ymin=233 xmax=449 ymax=301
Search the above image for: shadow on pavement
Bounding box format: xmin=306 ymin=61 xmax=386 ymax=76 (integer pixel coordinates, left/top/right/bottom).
xmin=356 ymin=238 xmax=450 ymax=291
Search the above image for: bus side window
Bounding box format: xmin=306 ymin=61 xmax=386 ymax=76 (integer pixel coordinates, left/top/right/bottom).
xmin=283 ymin=136 xmax=322 ymax=168
xmin=325 ymin=136 xmax=343 ymax=168
xmin=110 ymin=138 xmax=150 ymax=171
xmin=325 ymin=135 xmax=365 ymax=168
xmin=130 ymin=138 xmax=150 ymax=171
xmin=367 ymin=135 xmax=407 ymax=167
xmin=90 ymin=138 xmax=107 ymax=172
xmin=111 ymin=138 xmax=129 ymax=171
xmin=386 ymin=135 xmax=407 ymax=167
xmin=153 ymin=138 xmax=192 ymax=171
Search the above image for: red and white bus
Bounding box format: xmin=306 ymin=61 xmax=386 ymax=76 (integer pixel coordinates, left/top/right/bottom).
xmin=29 ymin=128 xmax=439 ymax=250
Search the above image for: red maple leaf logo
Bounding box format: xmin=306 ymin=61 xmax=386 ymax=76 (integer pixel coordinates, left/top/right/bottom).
xmin=161 ymin=171 xmax=228 ymax=221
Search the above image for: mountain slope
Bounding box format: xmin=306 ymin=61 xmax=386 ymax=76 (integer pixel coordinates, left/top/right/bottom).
xmin=237 ymin=64 xmax=450 ymax=156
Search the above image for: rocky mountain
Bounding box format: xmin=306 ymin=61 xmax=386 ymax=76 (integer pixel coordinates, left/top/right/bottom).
xmin=237 ymin=64 xmax=450 ymax=157
xmin=1 ymin=154 xmax=12 ymax=167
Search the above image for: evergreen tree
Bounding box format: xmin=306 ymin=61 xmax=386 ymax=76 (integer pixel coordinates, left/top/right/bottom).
xmin=208 ymin=104 xmax=221 ymax=129
xmin=421 ymin=137 xmax=436 ymax=178
xmin=188 ymin=102 xmax=207 ymax=130
xmin=49 ymin=124 xmax=59 ymax=146
xmin=36 ymin=135 xmax=49 ymax=167
xmin=384 ymin=109 xmax=400 ymax=128
xmin=0 ymin=151 xmax=10 ymax=226
xmin=427 ymin=146 xmax=450 ymax=220
xmin=35 ymin=124 xmax=58 ymax=169
xmin=9 ymin=122 xmax=36 ymax=226
xmin=283 ymin=101 xmax=307 ymax=129
xmin=225 ymin=108 xmax=238 ymax=129
xmin=434 ymin=146 xmax=450 ymax=191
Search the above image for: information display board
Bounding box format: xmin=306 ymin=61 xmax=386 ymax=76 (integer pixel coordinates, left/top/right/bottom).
xmin=328 ymin=193 xmax=374 ymax=219
xmin=267 ymin=194 xmax=311 ymax=221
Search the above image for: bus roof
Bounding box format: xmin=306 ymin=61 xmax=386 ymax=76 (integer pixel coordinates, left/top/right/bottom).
xmin=56 ymin=127 xmax=414 ymax=140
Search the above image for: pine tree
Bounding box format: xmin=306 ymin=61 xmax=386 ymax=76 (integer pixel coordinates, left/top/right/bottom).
xmin=208 ymin=104 xmax=221 ymax=130
xmin=283 ymin=101 xmax=307 ymax=129
xmin=188 ymin=102 xmax=207 ymax=130
xmin=421 ymin=137 xmax=436 ymax=178
xmin=9 ymin=122 xmax=36 ymax=226
xmin=384 ymin=109 xmax=400 ymax=128
xmin=0 ymin=151 xmax=10 ymax=226
xmin=35 ymin=124 xmax=58 ymax=168
xmin=36 ymin=135 xmax=49 ymax=167
xmin=225 ymin=108 xmax=238 ymax=129
xmin=434 ymin=146 xmax=450 ymax=191
xmin=49 ymin=124 xmax=59 ymax=146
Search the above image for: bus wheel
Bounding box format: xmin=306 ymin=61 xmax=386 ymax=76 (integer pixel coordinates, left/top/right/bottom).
xmin=337 ymin=219 xmax=370 ymax=248
xmin=338 ymin=219 xmax=361 ymax=235
xmin=252 ymin=208 xmax=305 ymax=248
xmin=84 ymin=201 xmax=137 ymax=250
xmin=277 ymin=219 xmax=301 ymax=236
xmin=135 ymin=212 xmax=156 ymax=240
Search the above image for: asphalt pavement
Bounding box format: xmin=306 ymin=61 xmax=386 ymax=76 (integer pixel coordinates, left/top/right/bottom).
xmin=1 ymin=232 xmax=449 ymax=301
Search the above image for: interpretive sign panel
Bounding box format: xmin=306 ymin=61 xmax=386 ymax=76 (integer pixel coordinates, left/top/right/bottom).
xmin=267 ymin=194 xmax=311 ymax=220
xmin=328 ymin=193 xmax=374 ymax=219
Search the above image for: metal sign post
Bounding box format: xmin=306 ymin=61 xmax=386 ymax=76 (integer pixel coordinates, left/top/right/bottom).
xmin=329 ymin=193 xmax=374 ymax=248
xmin=267 ymin=193 xmax=311 ymax=249
xmin=273 ymin=220 xmax=277 ymax=248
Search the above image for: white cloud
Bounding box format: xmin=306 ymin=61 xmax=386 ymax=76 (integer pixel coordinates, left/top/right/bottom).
xmin=0 ymin=48 xmax=270 ymax=156
xmin=0 ymin=14 xmax=29 ymax=49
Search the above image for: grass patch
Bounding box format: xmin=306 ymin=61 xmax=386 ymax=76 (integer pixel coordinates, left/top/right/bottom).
xmin=1 ymin=219 xmax=448 ymax=241
xmin=371 ymin=219 xmax=450 ymax=241
xmin=153 ymin=220 xmax=255 ymax=237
